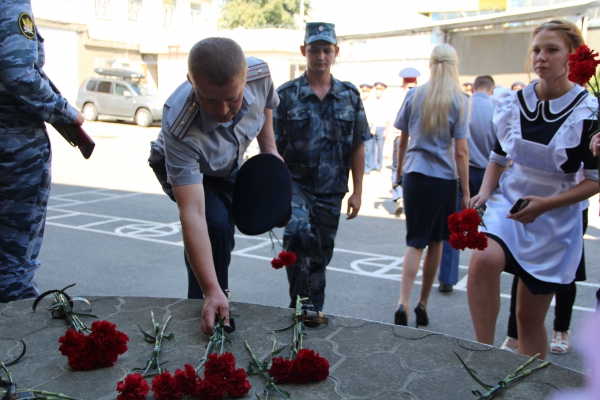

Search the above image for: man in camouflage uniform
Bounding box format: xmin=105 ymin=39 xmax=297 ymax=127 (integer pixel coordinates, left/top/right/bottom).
xmin=274 ymin=22 xmax=370 ymax=312
xmin=0 ymin=0 xmax=84 ymax=302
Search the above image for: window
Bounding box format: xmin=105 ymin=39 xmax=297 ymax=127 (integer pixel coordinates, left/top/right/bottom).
xmin=114 ymin=84 xmax=129 ymax=96
xmin=191 ymin=1 xmax=202 ymax=27
xmin=86 ymin=80 xmax=98 ymax=91
xmin=95 ymin=0 xmax=110 ymax=17
xmin=97 ymin=81 xmax=112 ymax=93
xmin=128 ymin=0 xmax=142 ymax=22
xmin=163 ymin=0 xmax=176 ymax=29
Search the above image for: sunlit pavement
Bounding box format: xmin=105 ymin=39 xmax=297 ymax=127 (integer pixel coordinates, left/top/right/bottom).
xmin=39 ymin=121 xmax=600 ymax=374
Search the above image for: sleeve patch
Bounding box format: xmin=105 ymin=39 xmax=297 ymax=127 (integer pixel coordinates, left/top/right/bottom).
xmin=18 ymin=12 xmax=36 ymax=39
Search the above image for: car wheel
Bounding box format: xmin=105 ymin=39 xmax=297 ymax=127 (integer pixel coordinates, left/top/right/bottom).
xmin=135 ymin=108 xmax=153 ymax=127
xmin=82 ymin=103 xmax=98 ymax=121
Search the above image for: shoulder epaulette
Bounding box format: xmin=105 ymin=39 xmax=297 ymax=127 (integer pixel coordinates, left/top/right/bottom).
xmin=247 ymin=62 xmax=270 ymax=83
xmin=168 ymin=98 xmax=200 ymax=140
xmin=341 ymin=81 xmax=360 ymax=95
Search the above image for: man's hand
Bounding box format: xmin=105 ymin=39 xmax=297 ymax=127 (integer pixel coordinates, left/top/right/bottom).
xmin=346 ymin=192 xmax=361 ymax=220
xmin=201 ymin=289 xmax=230 ymax=335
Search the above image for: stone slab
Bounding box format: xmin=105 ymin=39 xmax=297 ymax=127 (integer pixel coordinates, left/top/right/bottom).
xmin=0 ymin=297 xmax=591 ymax=399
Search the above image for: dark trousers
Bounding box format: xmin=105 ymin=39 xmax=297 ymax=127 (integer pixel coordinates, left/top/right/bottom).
xmin=283 ymin=185 xmax=343 ymax=311
xmin=506 ymin=208 xmax=588 ymax=337
xmin=0 ymin=129 xmax=50 ymax=302
xmin=184 ymin=176 xmax=235 ymax=299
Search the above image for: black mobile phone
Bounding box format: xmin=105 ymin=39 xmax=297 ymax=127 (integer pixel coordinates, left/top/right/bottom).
xmin=510 ymin=198 xmax=529 ymax=214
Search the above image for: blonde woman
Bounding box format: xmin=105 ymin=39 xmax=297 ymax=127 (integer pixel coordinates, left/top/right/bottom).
xmin=393 ymin=44 xmax=469 ymax=327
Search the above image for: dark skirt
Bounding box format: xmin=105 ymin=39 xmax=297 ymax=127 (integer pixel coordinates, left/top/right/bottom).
xmin=486 ymin=233 xmax=570 ymax=295
xmin=403 ymin=172 xmax=457 ymax=249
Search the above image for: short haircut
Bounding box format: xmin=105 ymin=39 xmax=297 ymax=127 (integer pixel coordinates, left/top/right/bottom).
xmin=188 ymin=37 xmax=247 ymax=85
xmin=474 ymin=75 xmax=495 ymax=90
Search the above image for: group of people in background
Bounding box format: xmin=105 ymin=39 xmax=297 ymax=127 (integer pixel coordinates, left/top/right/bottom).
xmin=2 ymin=0 xmax=599 ymax=363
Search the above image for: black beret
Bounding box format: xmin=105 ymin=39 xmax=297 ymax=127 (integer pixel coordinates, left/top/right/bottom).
xmin=233 ymin=153 xmax=293 ymax=235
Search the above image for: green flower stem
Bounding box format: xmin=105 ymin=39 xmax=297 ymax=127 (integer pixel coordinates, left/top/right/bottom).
xmin=0 ymin=362 xmax=13 ymax=385
xmin=142 ymin=312 xmax=172 ymax=376
xmin=26 ymin=389 xmax=79 ymax=399
xmin=244 ymin=340 xmax=289 ymax=400
xmin=291 ymin=296 xmax=308 ymax=358
xmin=268 ymin=230 xmax=283 ymax=254
xmin=0 ymin=363 xmax=78 ymax=399
xmin=53 ymin=292 xmax=90 ymax=333
xmin=196 ymin=317 xmax=228 ymax=371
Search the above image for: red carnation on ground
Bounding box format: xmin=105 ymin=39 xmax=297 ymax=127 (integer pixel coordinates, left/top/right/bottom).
xmin=291 ymin=349 xmax=330 ymax=383
xmin=58 ymin=320 xmax=129 ymax=371
xmin=151 ymin=371 xmax=182 ymax=400
xmin=268 ymin=357 xmax=294 ymax=383
xmin=174 ymin=364 xmax=199 ymax=396
xmin=568 ymin=45 xmax=600 ymax=86
xmin=194 ymin=377 xmax=226 ymax=400
xmin=204 ymin=352 xmax=236 ymax=381
xmin=226 ymin=368 xmax=251 ymax=398
xmin=116 ymin=373 xmax=149 ymax=400
xmin=278 ymin=251 xmax=297 ymax=266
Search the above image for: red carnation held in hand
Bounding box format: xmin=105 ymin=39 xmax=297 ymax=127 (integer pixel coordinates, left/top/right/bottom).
xmin=568 ymin=45 xmax=600 ymax=87
xmin=271 ymin=251 xmax=296 ymax=270
xmin=448 ymin=208 xmax=488 ymax=251
xmin=58 ymin=320 xmax=129 ymax=371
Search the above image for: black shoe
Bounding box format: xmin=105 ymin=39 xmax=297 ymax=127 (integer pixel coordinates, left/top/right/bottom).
xmin=414 ymin=303 xmax=429 ymax=328
xmin=394 ymin=305 xmax=407 ymax=326
xmin=439 ymin=283 xmax=453 ymax=293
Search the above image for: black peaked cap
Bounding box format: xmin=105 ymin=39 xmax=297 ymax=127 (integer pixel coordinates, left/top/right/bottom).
xmin=233 ymin=153 xmax=293 ymax=236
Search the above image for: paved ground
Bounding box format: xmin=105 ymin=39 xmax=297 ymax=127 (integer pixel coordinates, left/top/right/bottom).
xmin=37 ymin=120 xmax=600 ymax=375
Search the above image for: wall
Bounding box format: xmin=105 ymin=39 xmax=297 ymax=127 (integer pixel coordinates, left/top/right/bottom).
xmin=37 ymin=26 xmax=79 ymax=102
xmin=450 ymin=30 xmax=532 ymax=88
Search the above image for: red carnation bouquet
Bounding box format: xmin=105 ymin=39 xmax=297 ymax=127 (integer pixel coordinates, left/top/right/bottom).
xmin=59 ymin=320 xmax=129 ymax=371
xmin=116 ymin=317 xmax=251 ymax=400
xmin=448 ymin=208 xmax=488 ymax=251
xmin=268 ymin=230 xmax=297 ymax=269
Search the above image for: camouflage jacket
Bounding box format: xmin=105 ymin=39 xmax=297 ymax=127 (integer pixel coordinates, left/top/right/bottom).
xmin=0 ymin=0 xmax=78 ymax=132
xmin=274 ymin=73 xmax=370 ymax=195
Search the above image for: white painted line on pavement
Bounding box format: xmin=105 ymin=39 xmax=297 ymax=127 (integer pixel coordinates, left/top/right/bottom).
xmin=78 ymin=218 xmax=123 ymax=228
xmin=45 ymin=207 xmax=599 ymax=313
xmin=49 ymin=191 xmax=142 ymax=208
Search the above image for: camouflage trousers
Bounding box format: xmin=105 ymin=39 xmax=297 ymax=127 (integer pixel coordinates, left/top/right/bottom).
xmin=0 ymin=128 xmax=51 ymax=302
xmin=283 ymin=184 xmax=344 ymax=312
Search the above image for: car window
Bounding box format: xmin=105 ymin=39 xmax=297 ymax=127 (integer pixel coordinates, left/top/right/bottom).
xmin=114 ymin=83 xmax=129 ymax=96
xmin=130 ymin=82 xmax=158 ymax=97
xmin=97 ymin=81 xmax=112 ymax=94
xmin=85 ymin=80 xmax=97 ymax=91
